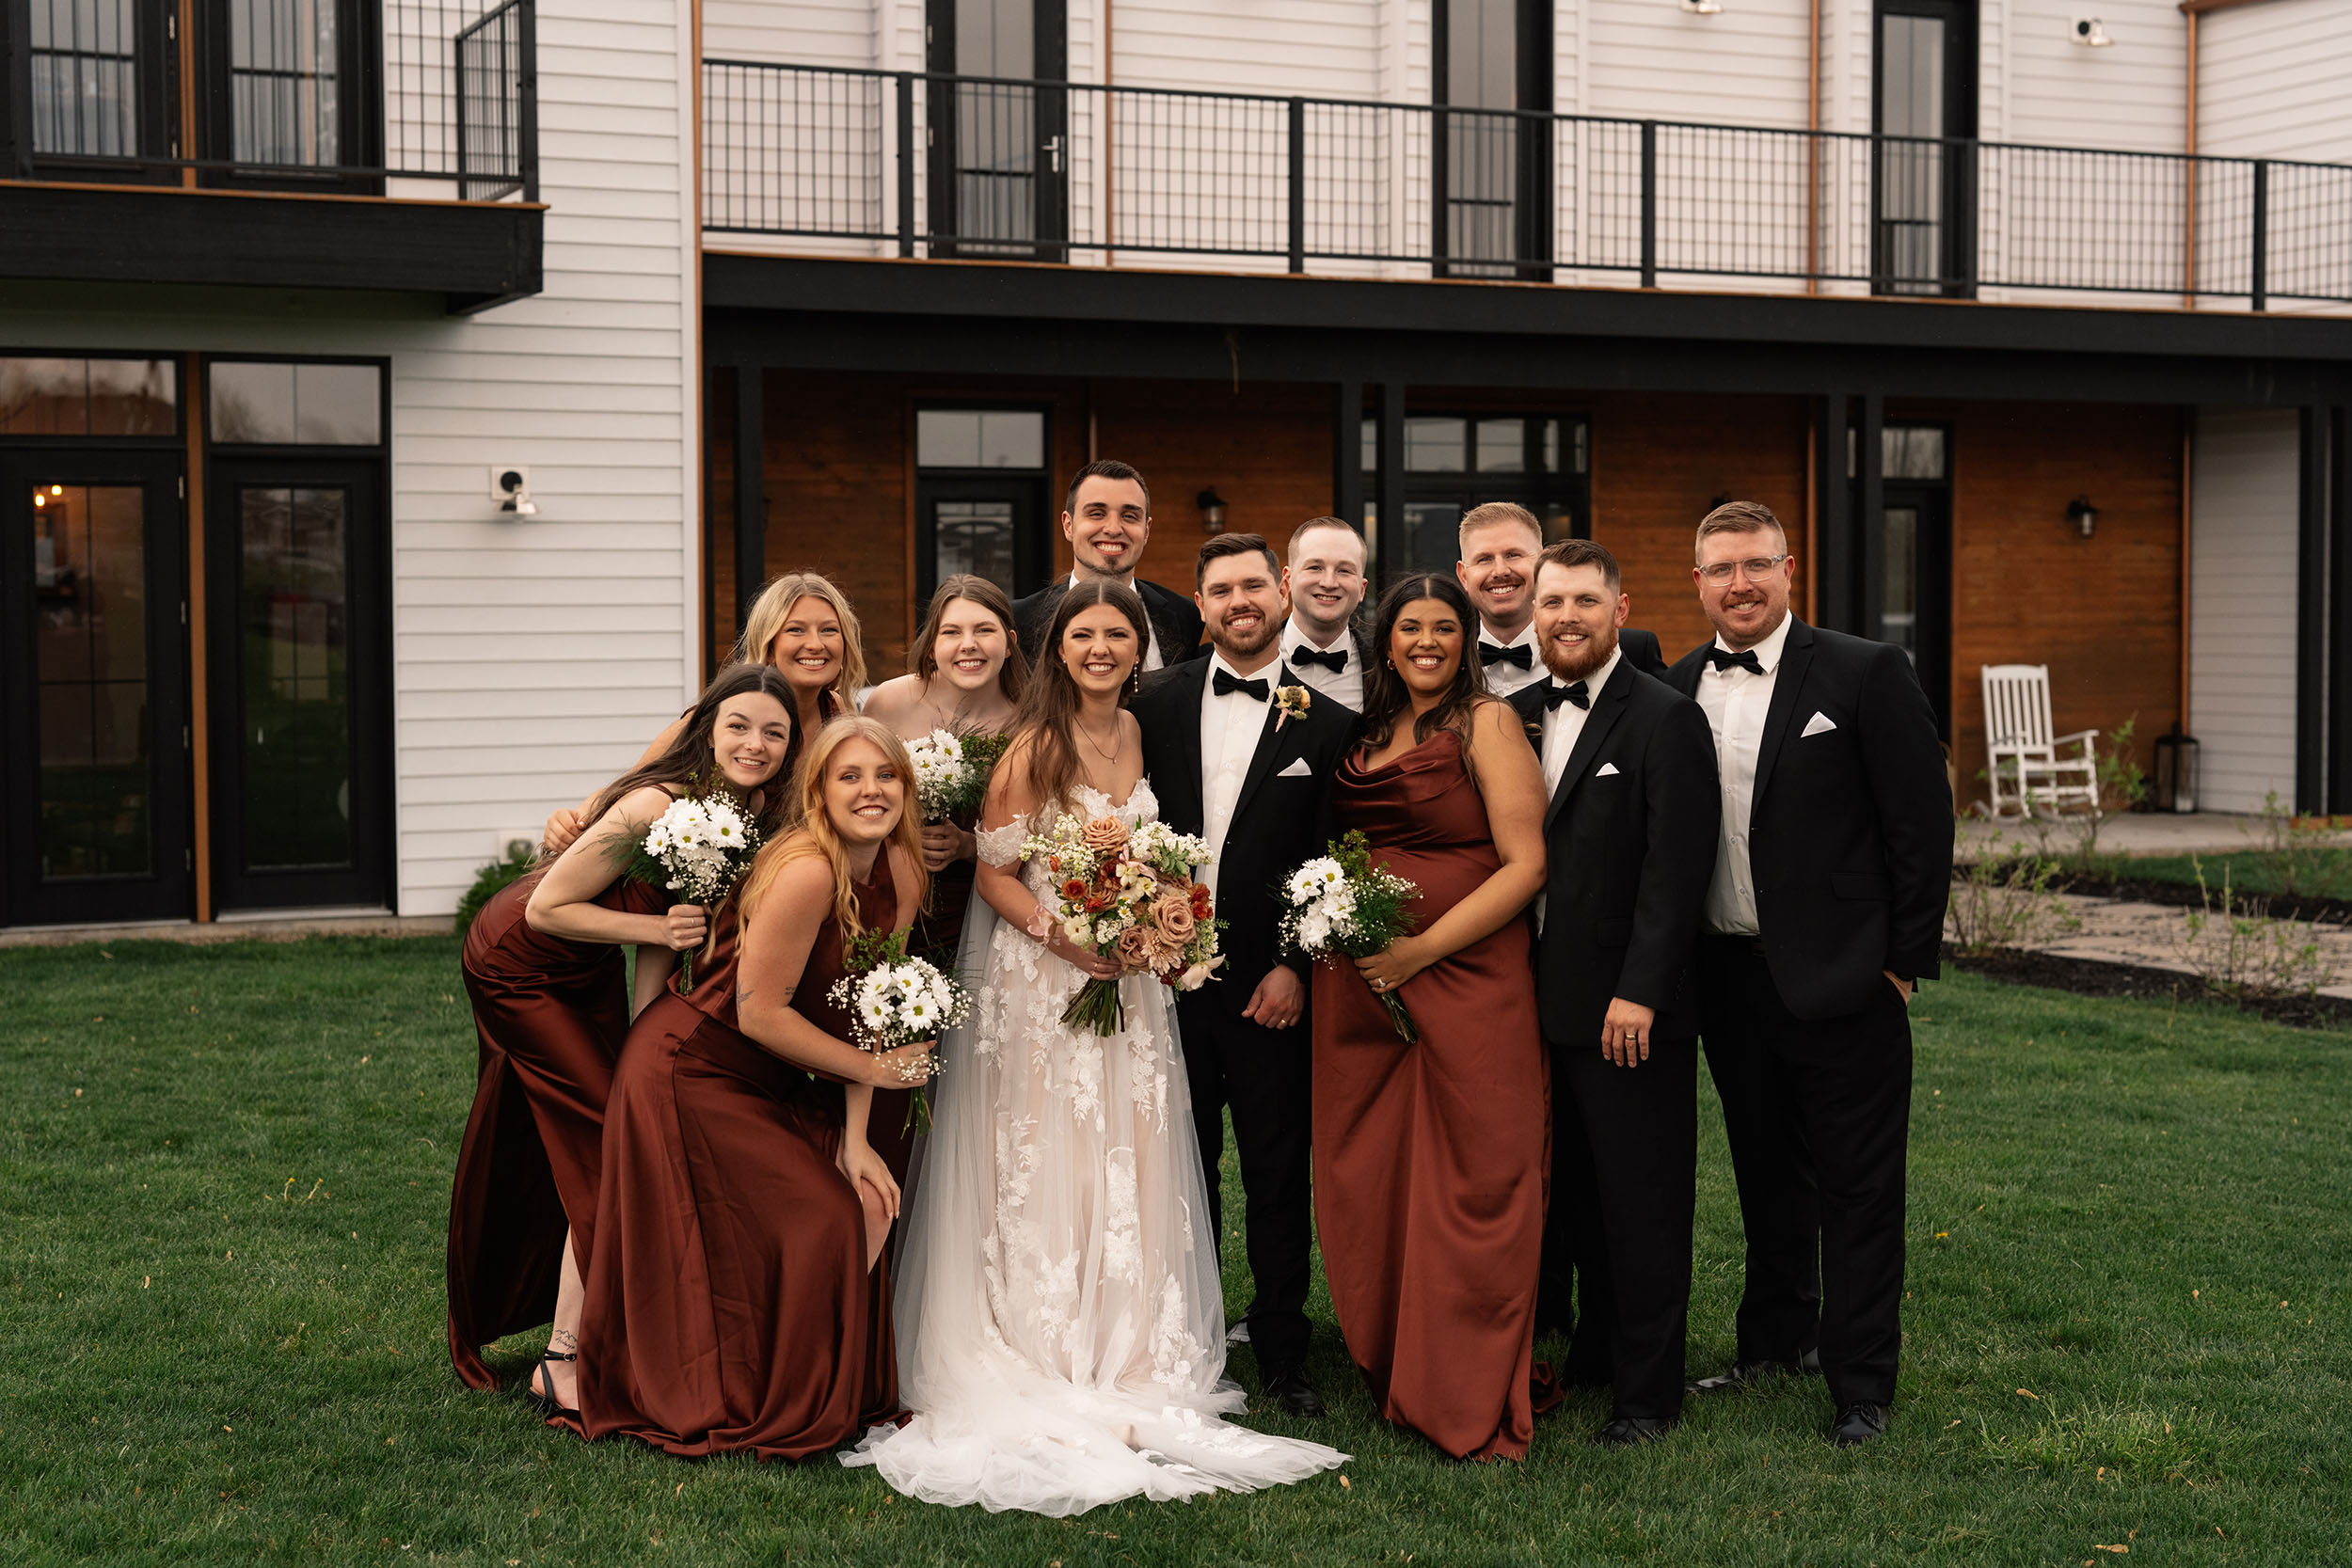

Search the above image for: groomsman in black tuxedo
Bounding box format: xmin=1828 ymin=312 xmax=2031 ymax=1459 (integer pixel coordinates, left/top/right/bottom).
xmin=1013 ymin=460 xmax=1205 ymax=670
xmin=1133 ymin=532 xmax=1357 ymax=1418
xmin=1665 ymin=500 xmax=1953 ymax=1447
xmin=1457 ymin=502 xmax=1669 ymax=689
xmin=1508 ymin=540 xmax=1719 ymax=1446
xmin=1278 ymin=516 xmax=1373 ymax=712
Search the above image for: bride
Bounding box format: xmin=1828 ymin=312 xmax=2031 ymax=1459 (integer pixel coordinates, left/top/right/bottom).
xmin=843 ymin=578 xmax=1347 ymax=1514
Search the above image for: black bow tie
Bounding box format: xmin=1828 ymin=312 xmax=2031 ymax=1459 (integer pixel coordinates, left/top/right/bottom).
xmin=1707 ymin=646 xmax=1766 ymax=676
xmin=1290 ymin=644 xmax=1348 ymax=673
xmin=1543 ymin=680 xmax=1590 ymax=711
xmin=1479 ymin=641 xmax=1533 ymax=670
xmin=1213 ymin=670 xmax=1270 ymax=702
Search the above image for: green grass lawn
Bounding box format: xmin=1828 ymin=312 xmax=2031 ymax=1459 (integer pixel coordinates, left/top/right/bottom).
xmin=3 ymin=938 xmax=2347 ymax=1565
xmin=2114 ymin=847 xmax=2352 ymax=904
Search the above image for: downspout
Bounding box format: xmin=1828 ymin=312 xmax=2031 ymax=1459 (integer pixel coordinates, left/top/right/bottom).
xmin=1805 ymin=0 xmax=1821 ymax=293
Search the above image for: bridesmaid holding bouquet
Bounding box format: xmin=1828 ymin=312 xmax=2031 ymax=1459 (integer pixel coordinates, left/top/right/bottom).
xmin=1309 ymin=575 xmax=1552 ymax=1461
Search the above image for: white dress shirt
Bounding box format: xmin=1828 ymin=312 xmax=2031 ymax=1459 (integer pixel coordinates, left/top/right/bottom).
xmin=1694 ymin=610 xmax=1794 ymax=937
xmin=1534 ymin=644 xmax=1620 ymax=933
xmin=1197 ymin=650 xmax=1275 ymax=900
xmin=1477 ymin=619 xmax=1547 ymax=698
xmin=1279 ymin=615 xmax=1362 ymax=711
xmin=1069 ymin=571 xmax=1165 ymax=672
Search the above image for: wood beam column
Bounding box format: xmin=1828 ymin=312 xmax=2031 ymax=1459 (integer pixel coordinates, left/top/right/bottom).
xmin=2328 ymin=406 xmax=2352 ymax=815
xmin=1814 ymin=392 xmax=1856 ymax=633
xmin=1331 ymin=379 xmax=1364 ymax=528
xmin=1854 ymin=392 xmax=1885 ymax=639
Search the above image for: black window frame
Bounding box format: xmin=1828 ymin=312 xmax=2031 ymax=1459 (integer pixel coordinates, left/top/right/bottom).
xmin=910 ymin=398 xmax=1055 ymax=605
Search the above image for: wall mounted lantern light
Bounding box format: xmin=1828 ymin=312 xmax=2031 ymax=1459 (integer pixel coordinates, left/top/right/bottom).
xmin=2071 ymin=17 xmax=2113 ymax=47
xmin=2067 ymin=497 xmax=2098 ymax=539
xmin=1197 ymin=487 xmax=1230 ymax=533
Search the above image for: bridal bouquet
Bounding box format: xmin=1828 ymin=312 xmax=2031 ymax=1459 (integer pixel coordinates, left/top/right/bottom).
xmin=1022 ymin=813 xmax=1225 ymax=1036
xmin=906 ymin=729 xmax=1011 ymax=824
xmin=829 ymin=930 xmax=966 ymax=1133
xmin=615 ymin=784 xmax=762 ymax=989
xmin=1279 ymin=829 xmax=1422 ymax=1041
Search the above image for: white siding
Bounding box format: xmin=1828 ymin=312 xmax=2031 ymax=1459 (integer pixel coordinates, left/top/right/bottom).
xmin=1581 ymin=0 xmax=1812 ymax=129
xmin=2187 ymin=407 xmax=2300 ymax=815
xmin=0 ymin=0 xmax=703 ymax=919
xmin=2199 ymin=0 xmax=2352 ymax=165
xmin=1997 ymin=0 xmax=2186 ymax=156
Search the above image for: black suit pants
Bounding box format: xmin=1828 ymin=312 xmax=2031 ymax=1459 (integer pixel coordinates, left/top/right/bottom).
xmin=1541 ymin=1029 xmax=1697 ymax=1421
xmin=1697 ymin=935 xmax=1913 ymax=1408
xmin=1177 ymin=989 xmax=1313 ymax=1374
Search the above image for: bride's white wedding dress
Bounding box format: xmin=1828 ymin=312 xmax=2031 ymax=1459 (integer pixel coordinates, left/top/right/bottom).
xmin=842 ymin=780 xmax=1346 ymax=1514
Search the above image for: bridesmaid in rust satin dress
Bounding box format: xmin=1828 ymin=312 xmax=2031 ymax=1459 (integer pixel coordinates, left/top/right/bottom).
xmin=863 ymin=573 xmax=1026 ymax=1179
xmin=447 ymin=665 xmax=799 ymax=1409
xmin=1311 ymin=575 xmax=1552 ymax=1461
xmin=572 ymin=716 xmax=938 ymax=1460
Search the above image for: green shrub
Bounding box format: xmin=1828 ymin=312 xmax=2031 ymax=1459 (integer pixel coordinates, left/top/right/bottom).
xmin=452 ymin=843 xmax=536 ymax=935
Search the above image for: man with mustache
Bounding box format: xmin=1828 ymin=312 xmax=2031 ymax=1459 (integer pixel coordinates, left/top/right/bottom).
xmin=1131 ymin=532 xmax=1357 ymax=1418
xmin=1508 ymin=539 xmax=1718 ymax=1446
xmin=1013 ymin=459 xmax=1205 ymax=671
xmin=1456 ymin=502 xmax=1667 ymax=694
xmin=1278 ymin=516 xmax=1372 ymax=712
xmin=1663 ymin=500 xmax=1952 ymax=1448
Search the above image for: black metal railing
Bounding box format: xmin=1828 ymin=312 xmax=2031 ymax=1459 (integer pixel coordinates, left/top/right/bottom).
xmin=704 ymin=60 xmax=2352 ymax=309
xmin=2 ymin=0 xmax=536 ymax=200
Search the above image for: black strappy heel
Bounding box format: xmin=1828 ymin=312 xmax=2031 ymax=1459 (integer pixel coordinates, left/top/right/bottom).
xmin=528 ymin=1349 xmax=580 ymax=1421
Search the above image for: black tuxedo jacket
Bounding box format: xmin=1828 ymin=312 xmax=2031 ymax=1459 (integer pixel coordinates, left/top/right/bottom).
xmin=1620 ymin=627 xmax=1668 ymax=680
xmin=1665 ymin=617 xmax=1954 ymax=1020
xmin=1131 ymin=660 xmax=1359 ymax=1000
xmin=1511 ymin=660 xmax=1720 ymax=1042
xmin=1014 ymin=577 xmax=1205 ymax=669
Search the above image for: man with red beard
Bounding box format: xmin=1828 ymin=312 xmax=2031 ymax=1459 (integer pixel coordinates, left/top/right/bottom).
xmin=1131 ymin=533 xmax=1358 ymax=1418
xmin=1509 ymin=539 xmax=1719 ymax=1446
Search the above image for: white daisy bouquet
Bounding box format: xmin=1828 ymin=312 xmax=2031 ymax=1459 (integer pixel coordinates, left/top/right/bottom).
xmin=613 ymin=784 xmax=762 ymax=989
xmin=906 ymin=728 xmax=1011 ymax=824
xmin=828 ymin=930 xmax=966 ymax=1132
xmin=1021 ymin=812 xmax=1225 ymax=1036
xmin=1279 ymin=829 xmax=1422 ymax=1041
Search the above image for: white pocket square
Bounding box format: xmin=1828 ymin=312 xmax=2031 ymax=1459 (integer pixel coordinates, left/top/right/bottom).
xmin=1595 ymin=762 xmax=1621 ymax=778
xmin=1277 ymin=758 xmax=1313 ymax=778
xmin=1802 ymin=711 xmax=1838 ymax=737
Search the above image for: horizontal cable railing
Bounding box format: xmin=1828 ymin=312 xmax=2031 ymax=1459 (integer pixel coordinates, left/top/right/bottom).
xmin=5 ymin=0 xmax=535 ymax=200
xmin=704 ymin=60 xmax=2352 ymax=309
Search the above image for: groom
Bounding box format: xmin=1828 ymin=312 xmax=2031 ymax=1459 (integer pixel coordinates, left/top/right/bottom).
xmin=1133 ymin=533 xmax=1356 ymax=1418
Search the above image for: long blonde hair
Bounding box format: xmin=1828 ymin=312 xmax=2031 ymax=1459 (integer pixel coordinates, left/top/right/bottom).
xmin=735 ymin=571 xmax=869 ymax=705
xmin=739 ymin=715 xmax=927 ymax=942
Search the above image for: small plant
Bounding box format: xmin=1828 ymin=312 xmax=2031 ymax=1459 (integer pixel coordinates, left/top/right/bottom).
xmin=453 ymin=842 xmax=536 ymax=935
xmin=2177 ymin=855 xmax=2340 ymax=1000
xmin=2245 ymin=789 xmax=2352 ymax=900
xmin=1947 ymin=833 xmax=2080 ymax=956
xmin=2027 ymin=719 xmax=2148 ymax=874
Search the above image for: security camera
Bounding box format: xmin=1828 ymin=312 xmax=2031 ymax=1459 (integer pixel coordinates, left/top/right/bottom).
xmin=1680 ymin=0 xmax=1723 ymax=13
xmin=489 ymin=465 xmax=538 ymax=516
xmin=2072 ymin=17 xmax=2112 ymax=47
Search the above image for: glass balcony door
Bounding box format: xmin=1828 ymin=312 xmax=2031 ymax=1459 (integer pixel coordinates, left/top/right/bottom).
xmin=0 ymin=449 xmax=192 ymax=927
xmin=925 ymin=0 xmax=1068 ymax=259
xmin=1432 ymin=0 xmax=1550 ymax=280
xmin=10 ymin=0 xmax=182 ymax=182
xmin=1873 ymin=0 xmax=1977 ymax=296
xmin=195 ymin=0 xmax=380 ymax=190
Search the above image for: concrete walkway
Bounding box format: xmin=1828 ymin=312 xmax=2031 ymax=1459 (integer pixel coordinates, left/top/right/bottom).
xmin=1960 ymin=887 xmax=2352 ymax=1001
xmin=1957 ymin=810 xmax=2348 ymax=861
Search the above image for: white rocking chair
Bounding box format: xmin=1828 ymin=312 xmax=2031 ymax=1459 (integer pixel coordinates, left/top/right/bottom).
xmin=1981 ymin=663 xmax=2100 ymax=817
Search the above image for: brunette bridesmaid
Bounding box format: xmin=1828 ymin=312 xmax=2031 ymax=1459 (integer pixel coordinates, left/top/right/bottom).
xmin=1309 ymin=575 xmax=1552 ymax=1462
xmin=449 ymin=663 xmax=798 ymax=1413
xmin=542 ymin=570 xmax=866 ymax=854
xmin=570 ymin=716 xmax=938 ymax=1459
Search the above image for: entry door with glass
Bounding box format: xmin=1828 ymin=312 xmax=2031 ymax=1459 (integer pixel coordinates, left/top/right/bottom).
xmin=927 ymin=0 xmax=1069 ymax=258
xmin=1872 ymin=423 xmax=1953 ymax=736
xmin=1874 ymin=0 xmax=1978 ymax=295
xmin=0 ymin=451 xmax=192 ymax=926
xmin=913 ymin=406 xmax=1052 ymax=603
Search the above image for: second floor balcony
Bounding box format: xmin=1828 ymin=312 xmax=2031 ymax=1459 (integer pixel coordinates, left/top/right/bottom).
xmin=2 ymin=0 xmax=542 ymax=311
xmin=704 ymin=61 xmax=2352 ymax=318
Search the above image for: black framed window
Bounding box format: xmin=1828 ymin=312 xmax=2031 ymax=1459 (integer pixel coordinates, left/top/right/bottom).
xmin=913 ymin=404 xmax=1052 ymax=604
xmin=7 ymin=0 xmax=181 ymax=182
xmin=1873 ymin=0 xmax=1978 ymax=297
xmin=1364 ymin=411 xmax=1587 ymax=575
xmin=195 ymin=0 xmax=381 ymax=190
xmin=1431 ymin=0 xmax=1551 ymax=280
xmin=926 ymin=0 xmax=1068 ymax=259
xmin=1873 ymin=420 xmax=1952 ymax=735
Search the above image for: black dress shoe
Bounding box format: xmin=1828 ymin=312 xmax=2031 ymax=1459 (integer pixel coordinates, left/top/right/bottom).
xmin=1594 ymin=1416 xmax=1674 ymax=1447
xmin=1262 ymin=1368 xmax=1327 ymax=1418
xmin=1830 ymin=1402 xmax=1888 ymax=1447
xmin=1687 ymin=1347 xmax=1822 ymax=1394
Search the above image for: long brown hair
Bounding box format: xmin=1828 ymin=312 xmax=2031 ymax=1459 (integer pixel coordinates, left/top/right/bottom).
xmin=909 ymin=574 xmax=1029 ymax=704
xmin=1356 ymin=574 xmax=1494 ymax=753
xmin=739 ymin=715 xmax=928 ymax=942
xmin=579 ymin=663 xmax=801 ymax=842
xmin=733 ymin=570 xmax=869 ymax=704
xmin=1004 ymin=578 xmax=1149 ymax=816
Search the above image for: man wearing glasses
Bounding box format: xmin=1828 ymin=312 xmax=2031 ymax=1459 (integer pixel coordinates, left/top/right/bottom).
xmin=1664 ymin=500 xmax=1952 ymax=1449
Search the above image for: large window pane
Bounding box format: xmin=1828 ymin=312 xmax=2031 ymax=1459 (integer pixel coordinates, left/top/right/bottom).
xmin=1 ymin=357 xmax=176 ymax=436
xmin=34 ymin=483 xmax=151 ymax=880
xmin=239 ymin=485 xmax=354 ymax=871
xmin=1405 ymin=417 xmax=1466 ymax=473
xmin=915 ymin=409 xmax=1044 ymax=469
xmin=230 ymin=0 xmax=342 ymax=167
xmin=933 ymin=499 xmax=1018 ymax=596
xmin=1475 ymin=417 xmax=1526 ymax=473
xmin=1883 ymin=425 xmax=1947 ymax=481
xmin=211 ymin=361 xmax=381 ymax=445
xmin=29 ymin=0 xmax=140 ymax=158
xmin=1882 ymin=504 xmax=1920 ymax=664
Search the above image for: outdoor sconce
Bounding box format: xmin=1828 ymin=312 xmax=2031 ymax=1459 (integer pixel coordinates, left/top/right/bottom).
xmin=2067 ymin=497 xmax=2097 ymax=539
xmin=2071 ymin=17 xmax=2112 ymax=47
xmin=1197 ymin=487 xmax=1230 ymax=533
xmin=491 ymin=465 xmax=538 ymax=517
xmin=1681 ymin=0 xmax=1724 ymax=13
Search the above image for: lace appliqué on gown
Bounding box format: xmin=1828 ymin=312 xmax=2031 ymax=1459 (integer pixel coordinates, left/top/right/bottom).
xmin=844 ymin=781 xmax=1345 ymax=1514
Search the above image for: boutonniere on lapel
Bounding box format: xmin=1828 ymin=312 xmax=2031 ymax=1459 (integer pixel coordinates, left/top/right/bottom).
xmin=1274 ymin=685 xmax=1311 ymax=733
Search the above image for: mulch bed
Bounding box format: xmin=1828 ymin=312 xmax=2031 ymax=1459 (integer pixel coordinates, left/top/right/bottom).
xmin=1947 ymin=943 xmax=2352 ymax=1031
